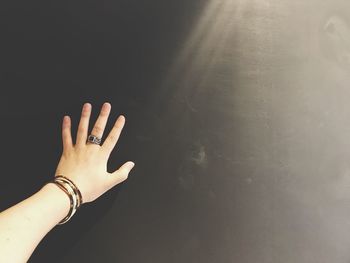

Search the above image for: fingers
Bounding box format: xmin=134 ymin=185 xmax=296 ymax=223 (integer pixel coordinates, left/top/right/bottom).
xmin=90 ymin=102 xmax=111 ymax=141
xmin=105 ymin=161 xmax=135 ymax=189
xmin=62 ymin=115 xmax=73 ymax=151
xmin=102 ymin=115 xmax=125 ymax=156
xmin=76 ymin=103 xmax=92 ymax=146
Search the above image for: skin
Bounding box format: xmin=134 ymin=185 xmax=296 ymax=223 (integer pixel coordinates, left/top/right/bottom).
xmin=0 ymin=102 xmax=135 ymax=263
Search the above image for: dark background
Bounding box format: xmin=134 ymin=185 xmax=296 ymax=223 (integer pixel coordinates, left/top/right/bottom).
xmin=1 ymin=0 xmax=350 ymax=262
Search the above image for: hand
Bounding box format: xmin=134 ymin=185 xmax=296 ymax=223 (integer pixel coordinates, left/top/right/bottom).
xmin=54 ymin=102 xmax=135 ymax=204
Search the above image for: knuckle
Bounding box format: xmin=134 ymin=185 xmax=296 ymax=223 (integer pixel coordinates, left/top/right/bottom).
xmin=81 ymin=110 xmax=90 ymax=117
xmin=101 ymin=148 xmax=112 ymax=159
xmin=108 ymin=134 xmax=116 ymax=143
xmin=100 ymin=110 xmax=109 ymax=116
xmin=120 ymin=171 xmax=129 ymax=180
xmin=93 ymin=125 xmax=103 ymax=134
xmin=78 ymin=125 xmax=86 ymax=133
xmin=62 ymin=149 xmax=73 ymax=158
xmin=114 ymin=122 xmax=123 ymax=130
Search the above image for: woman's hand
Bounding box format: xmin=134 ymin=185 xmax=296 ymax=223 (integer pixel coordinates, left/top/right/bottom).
xmin=54 ymin=102 xmax=135 ymax=204
xmin=0 ymin=102 xmax=134 ymax=262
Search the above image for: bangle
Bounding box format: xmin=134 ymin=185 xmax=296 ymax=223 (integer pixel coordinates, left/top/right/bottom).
xmin=55 ymin=176 xmax=83 ymax=208
xmin=46 ymin=175 xmax=83 ymax=225
xmin=50 ymin=181 xmax=76 ymax=224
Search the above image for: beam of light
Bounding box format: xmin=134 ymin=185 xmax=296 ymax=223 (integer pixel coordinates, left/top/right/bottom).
xmin=157 ymin=0 xmax=242 ymax=109
xmin=147 ymin=0 xmax=272 ymax=117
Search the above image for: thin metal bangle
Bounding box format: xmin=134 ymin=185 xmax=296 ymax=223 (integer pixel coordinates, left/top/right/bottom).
xmin=47 ymin=181 xmax=75 ymax=225
xmin=55 ymin=179 xmax=78 ymax=214
xmin=55 ymin=181 xmax=76 ymax=224
xmin=55 ymin=175 xmax=83 ymax=207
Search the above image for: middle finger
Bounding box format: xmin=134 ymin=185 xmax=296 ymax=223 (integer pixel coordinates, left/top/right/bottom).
xmin=89 ymin=102 xmax=111 ymax=142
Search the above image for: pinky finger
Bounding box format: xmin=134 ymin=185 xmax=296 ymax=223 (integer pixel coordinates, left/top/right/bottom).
xmin=102 ymin=115 xmax=125 ymax=157
xmin=62 ymin=115 xmax=73 ymax=152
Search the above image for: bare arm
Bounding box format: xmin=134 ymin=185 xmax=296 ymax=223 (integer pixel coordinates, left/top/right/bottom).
xmin=0 ymin=184 xmax=71 ymax=262
xmin=0 ymin=102 xmax=135 ymax=263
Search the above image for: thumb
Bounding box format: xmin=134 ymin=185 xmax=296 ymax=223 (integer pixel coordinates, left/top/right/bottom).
xmin=107 ymin=161 xmax=135 ymax=189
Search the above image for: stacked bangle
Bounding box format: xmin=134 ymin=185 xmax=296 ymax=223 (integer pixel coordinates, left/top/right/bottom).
xmin=47 ymin=175 xmax=83 ymax=225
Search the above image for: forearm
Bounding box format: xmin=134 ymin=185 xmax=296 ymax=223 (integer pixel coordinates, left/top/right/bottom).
xmin=0 ymin=102 xmax=134 ymax=262
xmin=0 ymin=183 xmax=70 ymax=263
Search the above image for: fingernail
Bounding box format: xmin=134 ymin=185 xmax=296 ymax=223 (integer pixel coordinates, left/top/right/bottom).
xmin=103 ymin=102 xmax=111 ymax=109
xmin=127 ymin=161 xmax=135 ymax=169
xmin=84 ymin=103 xmax=91 ymax=110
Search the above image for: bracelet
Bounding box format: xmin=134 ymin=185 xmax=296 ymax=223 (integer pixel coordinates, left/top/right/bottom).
xmin=46 ymin=175 xmax=83 ymax=225
xmin=55 ymin=176 xmax=83 ymax=208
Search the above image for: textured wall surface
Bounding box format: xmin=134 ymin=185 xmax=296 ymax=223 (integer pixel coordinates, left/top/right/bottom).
xmin=1 ymin=0 xmax=350 ymax=262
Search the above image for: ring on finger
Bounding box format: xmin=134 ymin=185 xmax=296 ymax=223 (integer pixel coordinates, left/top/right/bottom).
xmin=87 ymin=134 xmax=102 ymax=145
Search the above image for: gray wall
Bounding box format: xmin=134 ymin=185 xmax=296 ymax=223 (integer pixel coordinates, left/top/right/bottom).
xmin=1 ymin=0 xmax=350 ymax=262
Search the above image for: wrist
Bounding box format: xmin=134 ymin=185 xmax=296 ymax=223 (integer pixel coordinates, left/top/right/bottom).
xmin=40 ymin=183 xmax=71 ymax=224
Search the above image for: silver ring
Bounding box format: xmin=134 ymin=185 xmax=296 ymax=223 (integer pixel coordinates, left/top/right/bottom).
xmin=87 ymin=134 xmax=102 ymax=145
